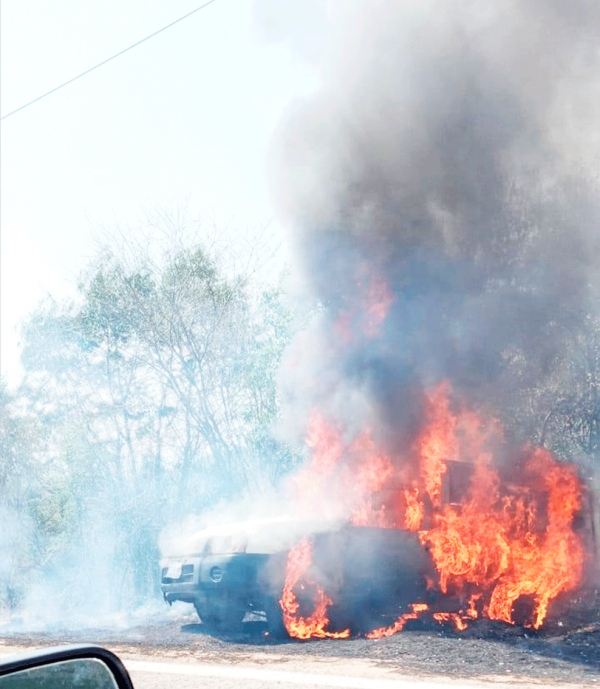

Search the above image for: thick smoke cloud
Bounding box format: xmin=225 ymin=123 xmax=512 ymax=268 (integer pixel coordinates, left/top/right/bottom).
xmin=266 ymin=0 xmax=600 ymax=449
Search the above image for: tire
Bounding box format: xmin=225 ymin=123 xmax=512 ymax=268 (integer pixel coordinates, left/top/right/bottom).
xmin=195 ymin=598 xmax=245 ymax=632
xmin=264 ymin=597 xmax=289 ymax=639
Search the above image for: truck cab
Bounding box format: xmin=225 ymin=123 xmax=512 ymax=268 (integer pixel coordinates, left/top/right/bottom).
xmin=160 ymin=516 xmax=430 ymax=636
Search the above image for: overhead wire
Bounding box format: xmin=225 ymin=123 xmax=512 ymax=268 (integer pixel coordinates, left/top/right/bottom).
xmin=1 ymin=0 xmax=219 ymax=120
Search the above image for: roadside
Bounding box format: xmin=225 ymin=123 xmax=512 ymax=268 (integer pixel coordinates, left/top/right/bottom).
xmin=0 ymin=640 xmax=594 ymax=689
xmin=0 ymin=610 xmax=599 ymax=686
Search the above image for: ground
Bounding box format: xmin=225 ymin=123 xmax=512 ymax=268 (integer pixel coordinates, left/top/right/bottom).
xmin=1 ymin=605 xmax=600 ymax=686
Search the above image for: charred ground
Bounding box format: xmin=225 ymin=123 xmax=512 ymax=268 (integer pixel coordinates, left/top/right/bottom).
xmin=2 ymin=593 xmax=600 ymax=685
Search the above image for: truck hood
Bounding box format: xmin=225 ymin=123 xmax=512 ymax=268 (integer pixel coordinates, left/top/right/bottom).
xmin=162 ymin=516 xmax=346 ymax=558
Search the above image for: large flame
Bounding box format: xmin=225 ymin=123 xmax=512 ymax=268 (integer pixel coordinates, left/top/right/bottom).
xmin=280 ymin=537 xmax=350 ymax=639
xmin=280 ymin=382 xmax=586 ymax=639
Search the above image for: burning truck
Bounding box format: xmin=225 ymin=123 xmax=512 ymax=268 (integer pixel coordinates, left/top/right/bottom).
xmin=164 ymin=0 xmax=600 ymax=641
xmin=160 ymin=517 xmax=431 ymax=638
xmin=161 ymin=382 xmax=598 ymax=639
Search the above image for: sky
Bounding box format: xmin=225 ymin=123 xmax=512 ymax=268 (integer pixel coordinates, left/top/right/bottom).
xmin=1 ymin=0 xmax=319 ymax=386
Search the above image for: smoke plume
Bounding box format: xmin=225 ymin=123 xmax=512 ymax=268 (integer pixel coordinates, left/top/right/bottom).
xmin=266 ymin=0 xmax=600 ymax=450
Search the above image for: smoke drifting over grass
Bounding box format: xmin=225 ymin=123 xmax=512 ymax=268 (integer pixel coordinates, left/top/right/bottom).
xmin=0 ymin=225 xmax=297 ymax=631
xmin=266 ymin=0 xmax=600 ymax=445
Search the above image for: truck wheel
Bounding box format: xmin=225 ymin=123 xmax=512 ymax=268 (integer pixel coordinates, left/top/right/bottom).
xmin=195 ymin=600 xmax=245 ymax=632
xmin=264 ymin=597 xmax=289 ymax=639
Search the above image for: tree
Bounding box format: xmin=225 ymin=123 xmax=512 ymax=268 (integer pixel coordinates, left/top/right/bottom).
xmin=15 ymin=233 xmax=300 ymax=612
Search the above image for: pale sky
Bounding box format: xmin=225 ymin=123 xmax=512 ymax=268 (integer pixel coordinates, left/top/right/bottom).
xmin=1 ymin=0 xmax=320 ymax=386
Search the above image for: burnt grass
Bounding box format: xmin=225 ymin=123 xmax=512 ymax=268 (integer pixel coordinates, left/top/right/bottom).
xmin=2 ymin=592 xmax=600 ymax=684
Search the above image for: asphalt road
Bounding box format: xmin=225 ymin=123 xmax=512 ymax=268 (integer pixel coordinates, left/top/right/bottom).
xmin=122 ymin=657 xmax=592 ymax=689
xmin=0 ymin=645 xmax=593 ymax=689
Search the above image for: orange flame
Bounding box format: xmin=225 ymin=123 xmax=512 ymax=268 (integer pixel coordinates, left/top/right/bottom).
xmin=283 ymin=382 xmax=586 ymax=639
xmin=350 ymin=431 xmax=394 ymax=526
xmin=333 ymin=276 xmax=394 ymax=345
xmin=280 ymin=538 xmax=350 ymax=639
xmin=291 ymin=411 xmax=344 ymax=506
xmin=419 ymin=443 xmax=584 ymax=629
xmin=432 ymin=612 xmax=469 ymax=632
xmin=366 ymin=603 xmax=429 ymax=639
xmin=418 ymin=382 xmax=457 ymax=507
xmin=403 ymin=487 xmax=424 ymax=531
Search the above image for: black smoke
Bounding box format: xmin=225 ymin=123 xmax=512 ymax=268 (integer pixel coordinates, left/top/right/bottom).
xmin=265 ymin=0 xmax=600 ymax=450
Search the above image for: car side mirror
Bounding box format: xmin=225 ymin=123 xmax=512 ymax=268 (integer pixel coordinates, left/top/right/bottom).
xmin=0 ymin=645 xmax=134 ymax=688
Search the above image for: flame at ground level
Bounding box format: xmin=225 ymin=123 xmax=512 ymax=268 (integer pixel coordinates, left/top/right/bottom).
xmin=280 ymin=383 xmax=586 ymax=639
xmin=280 ymin=538 xmax=350 ymax=639
xmin=367 ymin=603 xmax=430 ymax=638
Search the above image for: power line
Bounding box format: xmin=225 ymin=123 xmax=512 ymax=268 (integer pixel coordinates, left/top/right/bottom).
xmin=1 ymin=0 xmax=219 ymax=121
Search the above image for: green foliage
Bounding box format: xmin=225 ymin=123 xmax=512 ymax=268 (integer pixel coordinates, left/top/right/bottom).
xmin=9 ymin=237 xmax=301 ymax=612
xmin=0 ymin=381 xmax=45 ymax=611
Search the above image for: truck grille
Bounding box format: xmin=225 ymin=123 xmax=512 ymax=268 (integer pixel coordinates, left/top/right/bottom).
xmin=162 ymin=564 xmax=194 ymax=583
